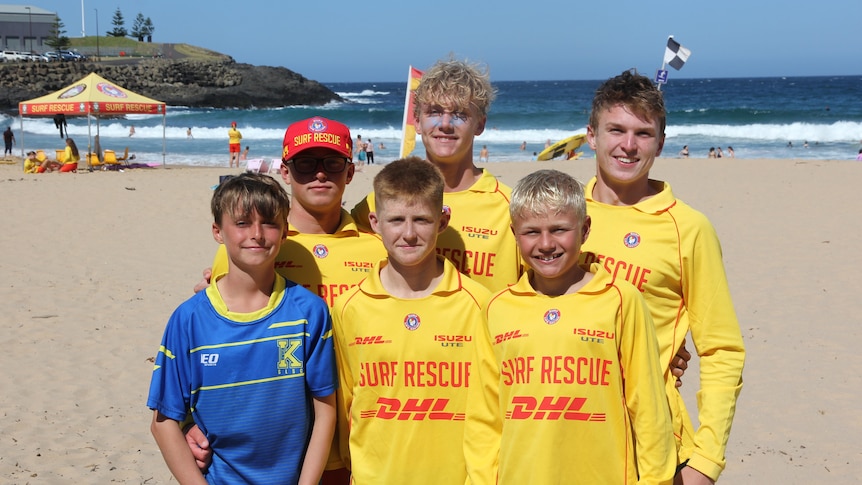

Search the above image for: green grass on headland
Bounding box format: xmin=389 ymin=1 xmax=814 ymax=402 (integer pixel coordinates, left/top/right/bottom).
xmin=68 ymin=37 xmax=228 ymax=61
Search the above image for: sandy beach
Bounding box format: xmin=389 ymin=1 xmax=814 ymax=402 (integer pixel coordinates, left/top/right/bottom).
xmin=1 ymin=157 xmax=860 ymax=483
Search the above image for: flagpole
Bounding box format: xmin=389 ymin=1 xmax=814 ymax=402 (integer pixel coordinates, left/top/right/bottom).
xmin=400 ymin=66 xmax=413 ymax=159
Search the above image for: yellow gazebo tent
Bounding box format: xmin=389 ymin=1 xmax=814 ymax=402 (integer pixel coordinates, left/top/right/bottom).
xmin=18 ymin=72 xmax=167 ymax=167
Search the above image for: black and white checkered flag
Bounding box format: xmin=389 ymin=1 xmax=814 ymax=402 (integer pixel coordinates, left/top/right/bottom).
xmin=663 ymin=37 xmax=691 ymax=70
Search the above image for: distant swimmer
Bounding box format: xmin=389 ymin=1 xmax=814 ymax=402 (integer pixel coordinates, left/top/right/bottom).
xmin=679 ymin=145 xmax=689 ymax=158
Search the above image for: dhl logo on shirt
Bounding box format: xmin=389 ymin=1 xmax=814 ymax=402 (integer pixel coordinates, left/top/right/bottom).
xmin=506 ymin=396 xmax=606 ymax=422
xmin=351 ymin=335 xmax=390 ymax=346
xmin=360 ymin=397 xmax=464 ymax=421
xmin=275 ymin=260 xmax=304 ymax=269
xmin=494 ymin=329 xmax=527 ymax=344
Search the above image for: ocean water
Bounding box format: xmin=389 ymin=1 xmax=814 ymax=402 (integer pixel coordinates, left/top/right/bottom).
xmin=3 ymin=75 xmax=861 ymax=166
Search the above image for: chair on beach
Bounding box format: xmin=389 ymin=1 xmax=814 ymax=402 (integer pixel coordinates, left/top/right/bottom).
xmin=104 ymin=147 xmax=130 ymax=167
xmin=87 ymin=152 xmax=103 ymax=168
xmin=115 ymin=147 xmax=130 ymax=163
xmin=245 ymin=158 xmax=270 ymax=174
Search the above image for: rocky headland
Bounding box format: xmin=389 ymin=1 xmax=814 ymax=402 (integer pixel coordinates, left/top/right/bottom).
xmin=0 ymin=58 xmax=342 ymax=110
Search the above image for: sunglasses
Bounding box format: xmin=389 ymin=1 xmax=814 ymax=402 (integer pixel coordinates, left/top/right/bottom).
xmin=286 ymin=157 xmax=351 ymax=174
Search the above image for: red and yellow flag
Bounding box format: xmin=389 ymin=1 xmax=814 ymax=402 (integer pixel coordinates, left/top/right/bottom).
xmin=400 ymin=66 xmax=424 ymax=158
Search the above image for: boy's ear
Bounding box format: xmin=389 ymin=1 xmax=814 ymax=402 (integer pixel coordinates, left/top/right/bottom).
xmin=474 ymin=115 xmax=487 ymax=136
xmin=368 ymin=212 xmax=380 ymax=234
xmin=212 ymin=222 xmax=224 ymax=244
xmin=345 ymin=162 xmax=355 ymax=184
xmin=581 ymin=215 xmax=592 ymax=243
xmin=586 ymin=124 xmax=597 ymax=151
xmin=437 ymin=208 xmax=450 ymax=234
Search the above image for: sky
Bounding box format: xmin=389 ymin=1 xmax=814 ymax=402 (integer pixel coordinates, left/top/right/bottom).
xmin=24 ymin=0 xmax=862 ymax=83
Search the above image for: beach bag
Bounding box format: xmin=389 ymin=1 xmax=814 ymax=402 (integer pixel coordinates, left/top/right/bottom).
xmin=358 ymin=151 xmax=367 ymax=162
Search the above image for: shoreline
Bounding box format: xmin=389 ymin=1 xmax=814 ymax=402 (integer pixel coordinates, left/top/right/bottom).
xmin=1 ymin=158 xmax=861 ymax=483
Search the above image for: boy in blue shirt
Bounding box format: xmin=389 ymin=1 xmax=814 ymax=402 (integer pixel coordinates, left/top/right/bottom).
xmin=147 ymin=172 xmax=337 ymax=484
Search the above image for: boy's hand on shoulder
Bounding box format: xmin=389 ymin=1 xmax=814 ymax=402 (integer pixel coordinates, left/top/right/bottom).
xmin=193 ymin=268 xmax=213 ymax=294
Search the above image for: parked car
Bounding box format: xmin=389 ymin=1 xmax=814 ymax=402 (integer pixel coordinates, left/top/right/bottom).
xmin=45 ymin=51 xmax=77 ymax=61
xmin=1 ymin=50 xmax=28 ymax=61
xmin=60 ymin=50 xmax=86 ymax=61
xmin=24 ymin=52 xmax=49 ymax=62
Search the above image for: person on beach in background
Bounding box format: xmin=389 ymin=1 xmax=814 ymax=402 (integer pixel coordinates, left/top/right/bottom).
xmin=581 ymin=69 xmax=745 ymax=484
xmin=716 ymin=147 xmax=724 ymax=158
xmin=726 ymin=146 xmax=735 ymax=158
xmin=186 ymin=116 xmax=386 ymax=485
xmin=241 ymin=146 xmax=250 ymax=161
xmin=364 ymin=139 xmax=374 ymax=164
xmin=148 ymin=172 xmax=337 ymax=485
xmin=708 ymin=147 xmax=716 ymax=158
xmin=856 ymin=148 xmax=862 ymax=161
xmin=679 ymin=144 xmax=689 ymax=158
xmin=545 ymin=138 xmax=552 ymax=149
xmin=129 ymin=125 xmax=135 ymax=137
xmin=187 ymin=127 xmax=193 ymax=139
xmin=57 ymin=138 xmax=80 ymax=173
xmin=31 ymin=150 xmax=61 ymax=173
xmin=228 ymin=121 xmax=242 ymax=168
xmin=333 ymin=157 xmax=490 ymax=484
xmin=530 ymin=151 xmax=538 ymax=161
xmin=464 ymin=169 xmax=675 ymax=484
xmin=378 ymin=142 xmax=385 ymax=150
xmin=24 ymin=151 xmax=40 ymax=173
xmin=3 ymin=126 xmax=15 ymax=158
xmin=479 ymin=144 xmax=489 ymax=162
xmin=355 ymin=135 xmax=367 ymax=168
xmin=352 ymin=57 xmax=522 ymax=292
xmin=520 ymin=141 xmax=527 ymax=151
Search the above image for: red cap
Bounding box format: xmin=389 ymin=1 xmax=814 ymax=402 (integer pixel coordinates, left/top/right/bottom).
xmin=282 ymin=116 xmax=353 ymax=161
xmin=231 ymin=121 xmax=237 ymax=126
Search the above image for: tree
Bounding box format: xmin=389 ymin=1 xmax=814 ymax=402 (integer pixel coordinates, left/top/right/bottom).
xmin=131 ymin=13 xmax=145 ymax=41
xmin=45 ymin=15 xmax=70 ymax=53
xmin=143 ymin=17 xmax=155 ymax=42
xmin=108 ymin=8 xmax=128 ymax=37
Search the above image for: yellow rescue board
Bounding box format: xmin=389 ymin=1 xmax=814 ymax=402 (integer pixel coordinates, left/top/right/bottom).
xmin=536 ymin=134 xmax=588 ymax=161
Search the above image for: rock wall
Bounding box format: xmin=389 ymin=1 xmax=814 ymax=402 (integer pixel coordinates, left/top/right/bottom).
xmin=0 ymin=59 xmax=341 ymax=110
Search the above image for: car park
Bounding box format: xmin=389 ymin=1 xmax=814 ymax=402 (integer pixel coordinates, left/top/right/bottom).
xmin=1 ymin=50 xmax=28 ymax=61
xmin=60 ymin=50 xmax=86 ymax=61
xmin=45 ymin=51 xmax=77 ymax=61
xmin=24 ymin=52 xmax=49 ymax=62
